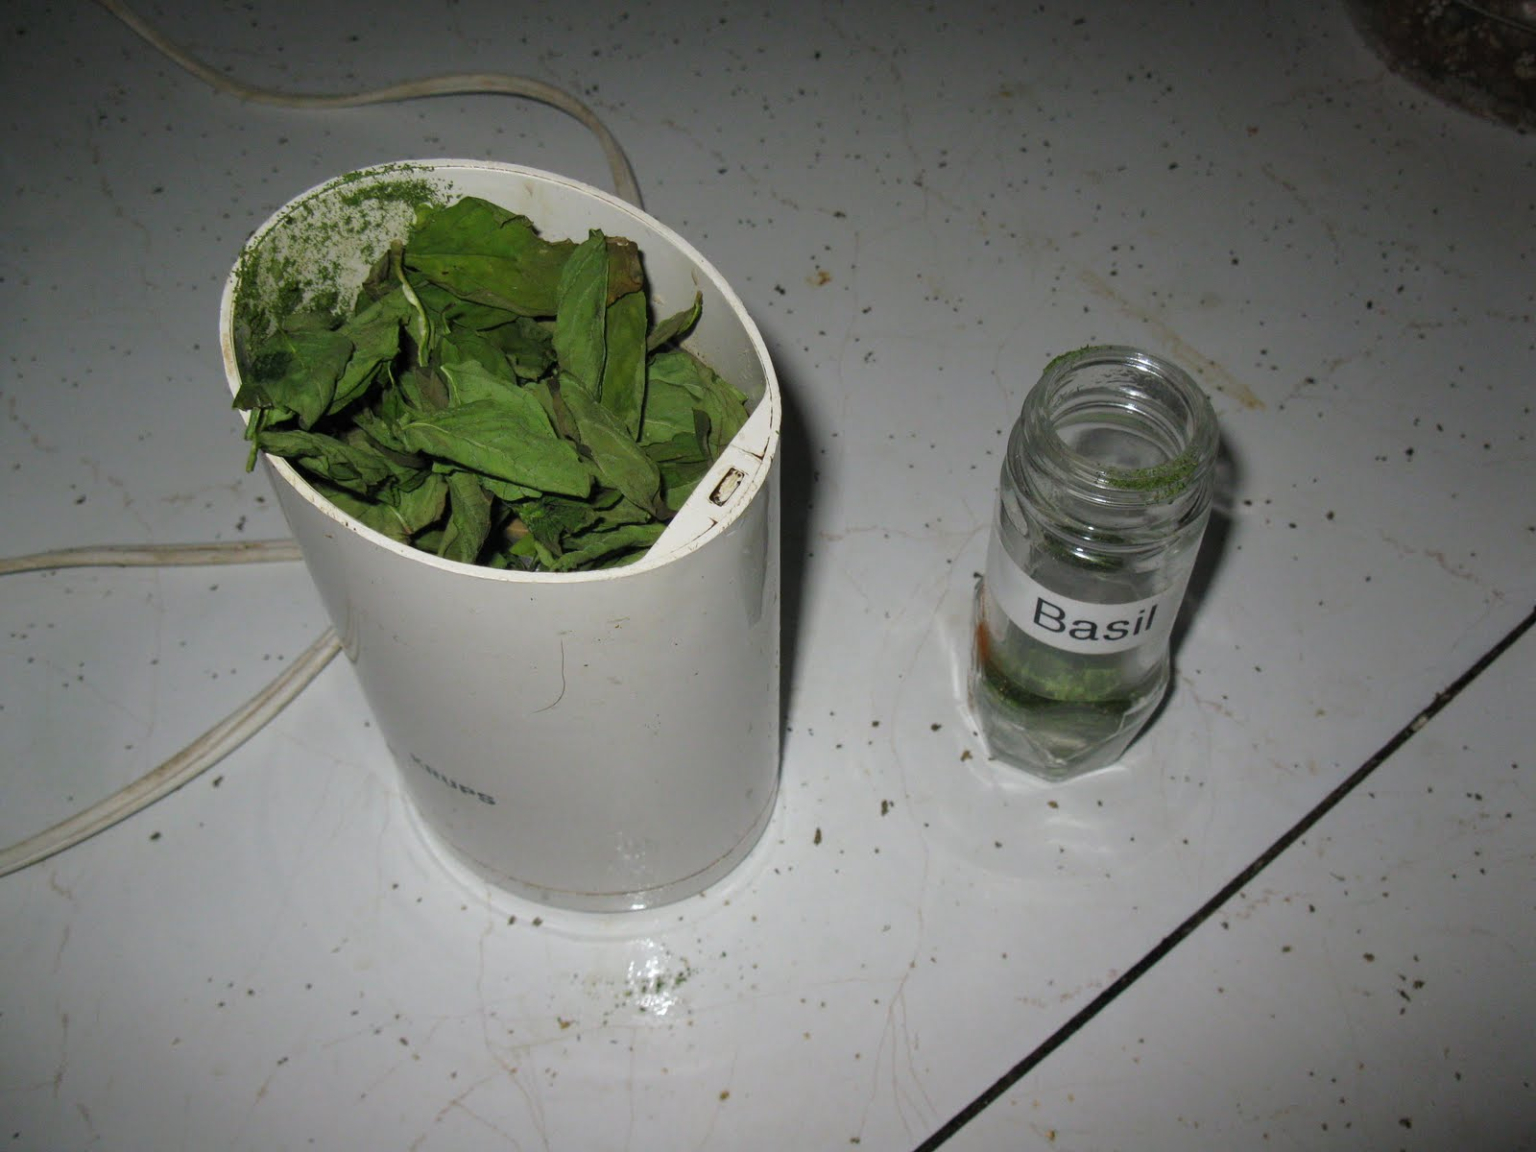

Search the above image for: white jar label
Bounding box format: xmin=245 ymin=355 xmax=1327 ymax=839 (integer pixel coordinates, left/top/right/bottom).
xmin=984 ymin=538 xmax=1187 ymax=656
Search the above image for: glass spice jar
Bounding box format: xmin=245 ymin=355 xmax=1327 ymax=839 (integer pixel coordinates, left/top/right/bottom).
xmin=970 ymin=346 xmax=1219 ymax=781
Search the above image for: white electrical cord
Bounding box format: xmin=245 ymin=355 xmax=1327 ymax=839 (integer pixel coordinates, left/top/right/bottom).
xmin=0 ymin=538 xmax=303 ymax=576
xmin=3 ymin=6 xmax=643 ymax=876
xmin=91 ymin=0 xmax=643 ymax=207
xmin=0 ymin=543 xmax=343 ymax=878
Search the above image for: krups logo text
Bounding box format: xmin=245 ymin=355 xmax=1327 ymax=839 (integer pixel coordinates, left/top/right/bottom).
xmin=410 ymin=753 xmax=497 ymax=806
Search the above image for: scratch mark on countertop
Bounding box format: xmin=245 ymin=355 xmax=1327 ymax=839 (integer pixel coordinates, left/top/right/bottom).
xmin=1378 ymin=530 xmax=1490 ymax=589
xmin=4 ymin=393 xmax=61 ymax=453
xmin=846 ymin=558 xmax=973 ymax=1142
xmin=877 ymin=977 xmax=937 ymax=1139
xmin=1078 ymin=270 xmax=1266 ymax=410
xmin=1258 ymin=161 xmax=1347 ymax=269
xmin=52 ymin=1010 xmax=70 ymax=1098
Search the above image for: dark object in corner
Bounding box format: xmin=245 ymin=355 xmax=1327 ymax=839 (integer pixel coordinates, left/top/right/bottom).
xmin=1345 ymin=0 xmax=1536 ymax=130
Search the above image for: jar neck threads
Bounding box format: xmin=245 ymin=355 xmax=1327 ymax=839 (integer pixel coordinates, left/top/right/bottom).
xmin=1007 ymin=346 xmax=1219 ymax=543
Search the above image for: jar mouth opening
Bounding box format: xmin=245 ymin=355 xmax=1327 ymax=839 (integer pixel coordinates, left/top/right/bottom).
xmin=1022 ymin=346 xmax=1218 ymax=507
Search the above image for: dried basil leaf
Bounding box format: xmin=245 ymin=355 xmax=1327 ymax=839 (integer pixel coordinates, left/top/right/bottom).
xmin=438 ymin=328 xmax=512 ymax=380
xmin=553 ymin=230 xmax=610 ymax=400
xmin=438 ymin=358 xmax=521 ymax=409
xmin=317 ymin=472 xmax=448 ymax=543
xmin=646 ymin=348 xmax=749 ymax=458
xmin=255 ymin=428 xmax=395 ymax=495
xmin=558 ymin=379 xmax=663 ymax=515
xmin=600 ymin=287 xmax=648 ymax=439
xmin=397 ymin=398 xmax=591 ymax=497
xmin=488 ymin=315 xmax=558 ymax=381
xmin=657 ymin=457 xmax=714 ymax=512
xmin=477 ymin=474 xmax=543 ymax=503
xmin=647 ymin=292 xmax=702 ymax=352
xmin=396 ymin=367 xmax=449 ymax=413
xmin=404 ymin=197 xmax=574 ymax=317
xmin=543 ymin=522 xmax=666 ymax=572
xmin=238 ymin=315 xmax=354 ymax=430
xmin=520 ymin=495 xmax=599 ymax=556
xmin=331 ymin=291 xmax=409 ymax=415
xmin=438 ymin=470 xmax=495 ymax=564
xmin=413 ymin=280 xmax=526 ymax=333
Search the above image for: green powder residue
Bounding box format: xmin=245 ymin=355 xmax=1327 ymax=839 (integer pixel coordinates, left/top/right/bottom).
xmin=1101 ymin=447 xmax=1201 ymax=501
xmin=232 ymin=165 xmax=449 ymax=367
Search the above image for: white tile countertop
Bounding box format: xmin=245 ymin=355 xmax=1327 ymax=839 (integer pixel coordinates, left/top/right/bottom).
xmin=2 ymin=1 xmax=1532 ymax=1150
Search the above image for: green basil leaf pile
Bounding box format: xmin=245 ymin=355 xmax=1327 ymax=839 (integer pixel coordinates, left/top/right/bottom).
xmin=235 ymin=197 xmax=750 ymax=572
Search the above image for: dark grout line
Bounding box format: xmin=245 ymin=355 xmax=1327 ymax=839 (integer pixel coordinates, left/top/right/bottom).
xmin=913 ymin=603 xmax=1536 ymax=1152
